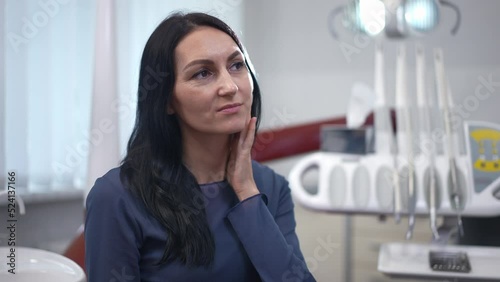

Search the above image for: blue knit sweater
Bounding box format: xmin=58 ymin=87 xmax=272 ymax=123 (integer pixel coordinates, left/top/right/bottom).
xmin=84 ymin=161 xmax=315 ymax=282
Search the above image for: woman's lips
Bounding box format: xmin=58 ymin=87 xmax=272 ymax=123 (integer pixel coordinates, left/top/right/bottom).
xmin=218 ymin=103 xmax=242 ymax=114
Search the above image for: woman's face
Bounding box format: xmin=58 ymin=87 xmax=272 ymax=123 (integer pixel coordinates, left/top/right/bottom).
xmin=171 ymin=26 xmax=253 ymax=137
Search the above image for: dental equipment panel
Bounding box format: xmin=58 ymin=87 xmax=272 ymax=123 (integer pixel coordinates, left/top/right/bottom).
xmin=288 ymin=45 xmax=500 ymax=218
xmin=289 ymin=43 xmax=500 ymax=280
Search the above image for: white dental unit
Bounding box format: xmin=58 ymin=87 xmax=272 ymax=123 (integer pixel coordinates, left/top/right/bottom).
xmin=291 ymin=1 xmax=500 ymax=280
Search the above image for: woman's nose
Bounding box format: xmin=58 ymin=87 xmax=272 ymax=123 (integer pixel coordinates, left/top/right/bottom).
xmin=217 ymin=71 xmax=238 ymax=96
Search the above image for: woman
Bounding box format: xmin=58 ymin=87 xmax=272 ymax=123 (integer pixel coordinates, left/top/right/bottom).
xmin=85 ymin=12 xmax=315 ymax=282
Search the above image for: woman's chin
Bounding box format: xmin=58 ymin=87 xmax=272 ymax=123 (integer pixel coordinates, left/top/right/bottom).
xmin=225 ymin=123 xmax=247 ymax=135
xmin=208 ymin=118 xmax=249 ymax=135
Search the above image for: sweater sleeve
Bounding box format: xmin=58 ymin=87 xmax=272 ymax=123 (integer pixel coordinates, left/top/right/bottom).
xmin=84 ymin=176 xmax=142 ymax=282
xmin=226 ymin=178 xmax=316 ymax=282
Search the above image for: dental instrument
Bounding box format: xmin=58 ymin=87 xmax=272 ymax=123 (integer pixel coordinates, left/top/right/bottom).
xmin=416 ymin=44 xmax=440 ymax=240
xmin=395 ymin=44 xmax=417 ymax=239
xmin=374 ymin=42 xmax=401 ymax=223
xmin=434 ymin=48 xmax=464 ymax=237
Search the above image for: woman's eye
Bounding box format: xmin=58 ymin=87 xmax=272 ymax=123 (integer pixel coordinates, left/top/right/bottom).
xmin=230 ymin=61 xmax=245 ymax=71
xmin=193 ymin=70 xmax=211 ymax=79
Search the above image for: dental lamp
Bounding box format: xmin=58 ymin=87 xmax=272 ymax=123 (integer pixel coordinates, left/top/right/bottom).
xmin=328 ymin=0 xmax=461 ymax=39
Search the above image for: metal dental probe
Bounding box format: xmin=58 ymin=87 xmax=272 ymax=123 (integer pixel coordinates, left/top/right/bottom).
xmin=429 ymin=165 xmax=440 ymax=239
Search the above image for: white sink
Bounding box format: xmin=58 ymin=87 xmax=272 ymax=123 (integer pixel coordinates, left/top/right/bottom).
xmin=0 ymin=247 xmax=86 ymax=282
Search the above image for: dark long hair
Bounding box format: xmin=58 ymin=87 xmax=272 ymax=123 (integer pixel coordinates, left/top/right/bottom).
xmin=120 ymin=12 xmax=262 ymax=267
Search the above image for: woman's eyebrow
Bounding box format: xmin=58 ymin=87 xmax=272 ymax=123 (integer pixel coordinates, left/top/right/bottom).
xmin=227 ymin=50 xmax=242 ymax=61
xmin=183 ymin=59 xmax=213 ymax=72
xmin=182 ymin=50 xmax=243 ymax=72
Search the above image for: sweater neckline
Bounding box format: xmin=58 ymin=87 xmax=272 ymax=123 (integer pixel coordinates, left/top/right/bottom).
xmin=199 ymin=180 xmax=228 ymax=187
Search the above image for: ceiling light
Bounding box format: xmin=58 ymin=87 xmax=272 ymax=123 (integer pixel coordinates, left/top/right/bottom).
xmin=328 ymin=0 xmax=461 ymax=39
xmin=405 ymin=0 xmax=440 ymax=33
